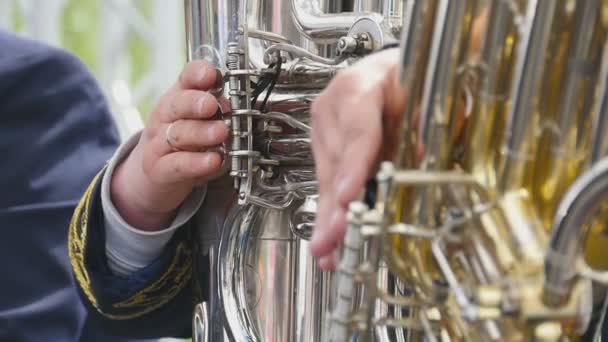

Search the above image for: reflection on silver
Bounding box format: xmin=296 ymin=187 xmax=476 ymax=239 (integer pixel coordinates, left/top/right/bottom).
xmin=266 ymin=138 xmax=313 ymax=164
xmin=291 ymin=0 xmax=367 ymax=42
xmin=185 ymin=0 xmax=404 ymax=341
xmin=247 ymin=0 xmax=304 ymax=69
xmin=293 ymin=194 xmax=318 ymax=239
xmin=193 ymin=302 xmax=210 ymax=342
xmin=590 ymin=37 xmax=608 ymax=164
xmin=544 ymin=156 xmax=608 ymax=306
xmin=219 ymin=202 xmax=332 ymax=341
xmin=265 ymin=43 xmax=345 ymax=65
xmin=184 ymin=0 xmax=244 ymax=68
xmin=296 ymin=239 xmax=333 ymax=342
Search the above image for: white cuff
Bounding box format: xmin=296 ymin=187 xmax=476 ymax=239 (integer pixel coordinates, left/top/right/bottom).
xmin=101 ymin=131 xmax=206 ymax=276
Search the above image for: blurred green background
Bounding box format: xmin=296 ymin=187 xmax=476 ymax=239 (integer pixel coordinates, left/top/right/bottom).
xmin=6 ymin=0 xmax=185 ymax=123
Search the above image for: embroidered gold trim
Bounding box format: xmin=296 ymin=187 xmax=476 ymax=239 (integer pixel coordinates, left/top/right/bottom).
xmin=113 ymin=243 xmax=192 ymax=309
xmin=69 ymin=168 xmax=102 ymax=308
xmin=68 ymin=166 xmax=193 ymax=320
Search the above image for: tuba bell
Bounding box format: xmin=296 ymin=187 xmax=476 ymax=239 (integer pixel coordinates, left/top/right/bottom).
xmin=183 ymin=0 xmax=403 ymax=341
xmin=329 ymin=0 xmax=608 ymax=341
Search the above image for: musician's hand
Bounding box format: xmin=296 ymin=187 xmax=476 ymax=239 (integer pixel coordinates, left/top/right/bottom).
xmin=110 ymin=60 xmax=230 ymax=231
xmin=309 ymin=48 xmax=407 ymax=270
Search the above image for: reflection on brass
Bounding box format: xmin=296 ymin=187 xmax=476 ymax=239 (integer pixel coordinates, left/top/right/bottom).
xmin=534 ymin=322 xmax=562 ymax=342
xmin=330 ymin=0 xmax=608 ymax=341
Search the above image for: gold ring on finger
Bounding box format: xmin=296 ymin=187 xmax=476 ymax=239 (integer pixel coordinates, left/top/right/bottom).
xmin=165 ymin=122 xmax=181 ymax=152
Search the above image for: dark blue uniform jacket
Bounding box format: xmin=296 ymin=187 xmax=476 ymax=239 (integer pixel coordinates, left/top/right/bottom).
xmin=0 ymin=30 xmax=156 ymax=341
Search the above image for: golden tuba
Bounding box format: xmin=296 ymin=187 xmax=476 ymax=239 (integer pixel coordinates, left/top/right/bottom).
xmin=184 ymin=0 xmax=403 ymax=341
xmin=329 ymin=0 xmax=608 ymax=341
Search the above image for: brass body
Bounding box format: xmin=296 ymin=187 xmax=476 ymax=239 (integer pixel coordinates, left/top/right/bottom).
xmin=331 ymin=1 xmax=608 ymax=341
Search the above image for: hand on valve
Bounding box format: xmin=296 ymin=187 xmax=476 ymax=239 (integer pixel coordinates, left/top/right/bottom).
xmin=110 ymin=60 xmax=230 ymax=231
xmin=309 ymin=48 xmax=407 ymax=270
xmin=309 ymin=7 xmax=488 ymax=270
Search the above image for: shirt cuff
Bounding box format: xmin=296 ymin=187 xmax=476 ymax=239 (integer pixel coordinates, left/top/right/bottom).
xmin=101 ymin=131 xmax=206 ymax=276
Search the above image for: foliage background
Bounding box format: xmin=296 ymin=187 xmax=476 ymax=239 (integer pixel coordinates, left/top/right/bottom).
xmin=6 ymin=0 xmax=185 ymax=122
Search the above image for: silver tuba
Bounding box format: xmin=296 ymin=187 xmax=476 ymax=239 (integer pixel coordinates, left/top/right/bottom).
xmin=184 ymin=0 xmax=403 ymax=341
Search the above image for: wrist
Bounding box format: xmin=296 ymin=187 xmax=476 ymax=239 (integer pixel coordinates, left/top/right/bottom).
xmin=383 ymin=60 xmax=407 ymax=115
xmin=110 ymin=148 xmax=177 ymax=231
xmin=380 ymin=55 xmax=407 ymax=161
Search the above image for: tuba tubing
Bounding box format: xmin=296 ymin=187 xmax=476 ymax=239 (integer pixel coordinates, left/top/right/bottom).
xmin=291 ymin=0 xmax=375 ymax=42
xmin=544 ymin=32 xmax=608 ymax=308
xmin=544 ymin=156 xmax=608 ymax=306
xmin=184 ymin=0 xmax=404 ymax=341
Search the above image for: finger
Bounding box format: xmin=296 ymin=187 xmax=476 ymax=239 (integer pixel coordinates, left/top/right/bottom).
xmin=310 ymin=201 xmax=347 ymax=257
xmin=311 ymin=117 xmax=340 ymax=258
xmin=216 ymin=96 xmax=231 ymax=115
xmin=318 ymin=254 xmax=337 ymax=271
xmin=334 ymin=102 xmax=383 ymax=206
xmin=310 ymin=125 xmax=335 ymax=191
xmin=310 ymin=95 xmax=341 ymax=164
xmin=162 ymin=120 xmax=229 ymax=153
xmin=152 ymin=151 xmax=223 ymax=184
xmin=312 ymin=100 xmax=380 ymax=258
xmin=195 ymin=158 xmax=230 ymax=186
xmin=179 ymin=60 xmax=222 ymax=90
xmin=310 ymin=191 xmax=331 ymax=256
xmin=166 ymin=90 xmax=220 ymax=122
xmin=310 ymin=157 xmax=340 ymax=258
xmin=310 ymin=94 xmax=344 ymax=199
xmin=310 ymin=93 xmax=348 ymax=258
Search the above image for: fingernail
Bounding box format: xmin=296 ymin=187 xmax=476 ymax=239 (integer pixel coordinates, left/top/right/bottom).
xmin=319 ymin=255 xmax=337 ymax=270
xmin=214 ymin=97 xmax=225 ymax=115
xmin=319 ymin=256 xmax=331 ymax=269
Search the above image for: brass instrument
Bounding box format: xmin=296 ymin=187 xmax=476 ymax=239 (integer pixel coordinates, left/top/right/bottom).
xmin=183 ymin=0 xmax=403 ymax=341
xmin=330 ymin=0 xmax=608 ymax=341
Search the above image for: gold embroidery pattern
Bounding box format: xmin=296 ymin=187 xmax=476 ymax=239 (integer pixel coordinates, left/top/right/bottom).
xmin=69 ymin=167 xmax=103 ymax=309
xmin=68 ymin=166 xmax=193 ymax=320
xmin=113 ymin=243 xmax=192 ymax=309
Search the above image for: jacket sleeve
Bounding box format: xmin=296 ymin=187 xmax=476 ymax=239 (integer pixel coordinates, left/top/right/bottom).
xmin=68 ymin=167 xmax=207 ymax=338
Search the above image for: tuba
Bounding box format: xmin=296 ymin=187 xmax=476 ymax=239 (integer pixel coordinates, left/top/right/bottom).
xmin=329 ymin=0 xmax=608 ymax=341
xmin=183 ymin=0 xmax=403 ymax=341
